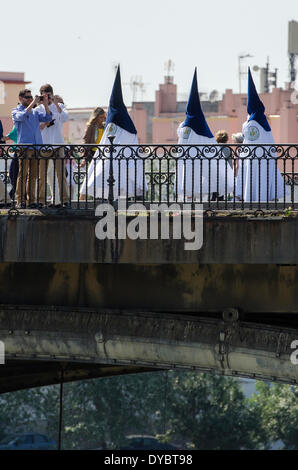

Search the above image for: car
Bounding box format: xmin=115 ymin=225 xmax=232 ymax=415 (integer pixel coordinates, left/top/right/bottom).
xmin=119 ymin=435 xmax=180 ymax=451
xmin=0 ymin=433 xmax=57 ymax=450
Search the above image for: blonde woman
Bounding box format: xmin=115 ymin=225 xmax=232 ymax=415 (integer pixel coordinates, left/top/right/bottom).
xmin=79 ymin=107 xmax=106 ymax=200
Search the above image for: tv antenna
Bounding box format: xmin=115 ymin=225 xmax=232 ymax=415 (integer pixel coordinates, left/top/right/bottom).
xmin=130 ymin=76 xmax=148 ymax=102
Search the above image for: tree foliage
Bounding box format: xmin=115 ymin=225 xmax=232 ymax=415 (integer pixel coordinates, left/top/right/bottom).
xmin=2 ymin=371 xmax=298 ymax=449
xmin=250 ymin=381 xmax=298 ymax=450
xmin=162 ymin=372 xmax=262 ymax=449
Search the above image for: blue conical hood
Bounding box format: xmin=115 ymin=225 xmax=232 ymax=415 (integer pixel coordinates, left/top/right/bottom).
xmin=247 ymin=68 xmax=271 ymax=131
xmin=182 ymin=68 xmax=213 ymax=138
xmin=105 ymin=66 xmax=137 ymax=134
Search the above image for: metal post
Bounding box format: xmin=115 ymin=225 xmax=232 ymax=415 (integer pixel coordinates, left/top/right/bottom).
xmin=58 ymin=368 xmax=64 ymax=451
xmin=289 ymin=53 xmax=297 ymax=84
xmin=238 ymin=55 xmax=241 ymax=94
xmin=163 ymin=371 xmax=168 ymax=434
xmin=264 ymin=57 xmax=270 ymax=93
xmin=238 ymin=54 xmax=253 ymax=94
xmin=108 ymin=136 xmax=115 ymax=206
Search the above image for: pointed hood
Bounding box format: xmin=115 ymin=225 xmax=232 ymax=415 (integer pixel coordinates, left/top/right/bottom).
xmin=105 ymin=66 xmax=137 ymax=134
xmin=181 ymin=68 xmax=213 ymax=138
xmin=247 ymin=67 xmax=271 ymax=131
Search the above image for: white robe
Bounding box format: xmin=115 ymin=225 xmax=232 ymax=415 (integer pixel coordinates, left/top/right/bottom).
xmin=236 ymin=120 xmax=286 ymax=201
xmin=47 ymin=159 xmax=60 ymax=204
xmin=175 ymin=124 xmax=234 ymax=200
xmin=80 ymin=123 xmax=147 ymax=200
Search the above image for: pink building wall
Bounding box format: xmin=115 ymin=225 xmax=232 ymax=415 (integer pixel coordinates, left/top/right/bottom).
xmin=0 ymin=71 xmax=31 ymax=136
xmin=152 ymin=117 xmax=184 ymax=144
xmin=129 ymin=105 xmax=147 ymax=143
xmin=155 ymin=78 xmax=177 ymax=115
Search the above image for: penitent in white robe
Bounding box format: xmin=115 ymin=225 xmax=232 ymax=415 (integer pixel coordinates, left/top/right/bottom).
xmin=175 ymin=124 xmax=234 ymax=201
xmin=235 ymin=120 xmax=286 ymax=201
xmin=80 ymin=123 xmax=147 ymax=200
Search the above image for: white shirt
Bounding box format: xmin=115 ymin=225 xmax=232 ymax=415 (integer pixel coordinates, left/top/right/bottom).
xmin=37 ymin=102 xmax=68 ymax=144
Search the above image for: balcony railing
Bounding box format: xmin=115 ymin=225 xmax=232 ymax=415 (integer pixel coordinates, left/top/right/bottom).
xmin=0 ymin=141 xmax=297 ymax=212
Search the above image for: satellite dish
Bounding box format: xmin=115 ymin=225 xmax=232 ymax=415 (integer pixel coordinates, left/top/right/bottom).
xmin=199 ymin=92 xmax=208 ymax=101
xmin=209 ymin=90 xmax=219 ymax=102
xmin=252 ymin=65 xmax=260 ymax=72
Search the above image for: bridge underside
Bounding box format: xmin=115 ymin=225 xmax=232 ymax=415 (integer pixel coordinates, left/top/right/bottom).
xmin=1 ymin=305 xmax=298 ymax=393
xmin=1 ymin=360 xmax=154 ymax=394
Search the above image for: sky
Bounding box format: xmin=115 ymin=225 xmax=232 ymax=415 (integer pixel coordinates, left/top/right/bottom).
xmin=1 ymin=0 xmax=297 ymax=108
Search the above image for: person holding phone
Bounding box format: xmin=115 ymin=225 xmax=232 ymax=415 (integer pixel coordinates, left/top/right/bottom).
xmin=12 ymin=89 xmax=52 ymax=208
xmin=37 ymin=84 xmax=69 ymax=207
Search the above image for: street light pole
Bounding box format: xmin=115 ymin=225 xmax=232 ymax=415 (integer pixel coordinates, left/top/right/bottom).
xmin=238 ymin=54 xmax=253 ymax=93
xmin=238 ymin=55 xmax=241 ymax=94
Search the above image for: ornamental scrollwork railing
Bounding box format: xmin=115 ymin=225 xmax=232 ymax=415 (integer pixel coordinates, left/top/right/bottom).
xmin=0 ymin=141 xmax=297 ymax=210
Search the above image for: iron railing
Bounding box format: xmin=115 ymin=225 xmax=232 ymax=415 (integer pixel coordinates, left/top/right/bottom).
xmin=0 ymin=141 xmax=297 ymax=211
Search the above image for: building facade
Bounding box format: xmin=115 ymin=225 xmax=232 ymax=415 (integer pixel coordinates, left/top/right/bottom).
xmin=1 ymin=71 xmax=297 ymax=145
xmin=65 ymin=74 xmax=298 ymax=145
xmin=0 ymin=72 xmax=31 ymax=135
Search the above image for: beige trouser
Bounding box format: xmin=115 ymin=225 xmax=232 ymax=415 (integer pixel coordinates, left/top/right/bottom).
xmin=15 ymin=149 xmax=38 ymax=205
xmin=38 ymin=148 xmax=69 ymax=204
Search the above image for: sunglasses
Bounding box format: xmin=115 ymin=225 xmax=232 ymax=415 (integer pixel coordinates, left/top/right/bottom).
xmin=24 ymin=96 xmax=33 ymax=99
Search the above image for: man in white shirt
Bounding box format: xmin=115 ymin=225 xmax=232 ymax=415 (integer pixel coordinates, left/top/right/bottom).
xmin=37 ymin=84 xmax=69 ymax=207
